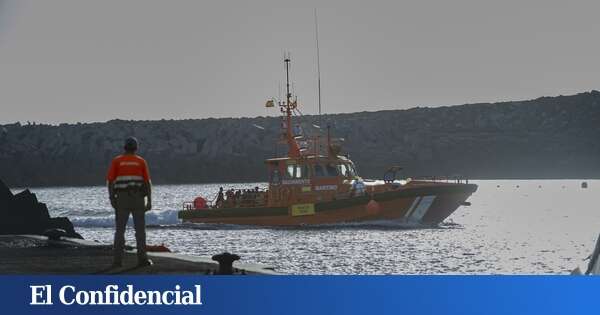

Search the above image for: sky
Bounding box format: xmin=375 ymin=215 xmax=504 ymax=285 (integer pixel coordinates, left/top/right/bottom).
xmin=0 ymin=0 xmax=599 ymax=124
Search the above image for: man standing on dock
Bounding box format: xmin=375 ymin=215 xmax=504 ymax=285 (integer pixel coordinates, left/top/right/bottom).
xmin=106 ymin=137 xmax=153 ymax=267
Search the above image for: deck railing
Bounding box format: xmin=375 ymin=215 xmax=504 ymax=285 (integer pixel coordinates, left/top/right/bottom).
xmin=412 ymin=176 xmax=470 ymax=184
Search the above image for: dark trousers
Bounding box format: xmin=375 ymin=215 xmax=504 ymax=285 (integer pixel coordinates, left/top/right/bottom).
xmin=113 ymin=192 xmax=147 ymax=263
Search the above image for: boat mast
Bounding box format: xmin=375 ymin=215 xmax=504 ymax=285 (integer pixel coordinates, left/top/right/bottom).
xmin=314 ymin=8 xmax=322 ymax=123
xmin=283 ymin=54 xmax=301 ymax=158
xmin=314 ymin=9 xmax=325 ymax=156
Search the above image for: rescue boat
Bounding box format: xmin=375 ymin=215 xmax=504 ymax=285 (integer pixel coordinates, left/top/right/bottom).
xmin=178 ymin=57 xmax=477 ymax=227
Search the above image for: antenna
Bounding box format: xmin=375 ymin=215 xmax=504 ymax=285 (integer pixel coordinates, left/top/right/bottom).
xmin=281 ymin=54 xmax=300 ymax=157
xmin=285 ymin=52 xmax=291 ymax=105
xmin=314 ymin=8 xmax=322 ymax=122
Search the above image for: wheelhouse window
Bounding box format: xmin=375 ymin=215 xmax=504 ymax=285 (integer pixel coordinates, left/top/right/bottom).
xmin=314 ymin=164 xmax=325 ymax=177
xmin=286 ymin=164 xmax=309 ymax=179
xmin=270 ymin=169 xmax=281 ymax=184
xmin=337 ymin=164 xmax=349 ymax=177
xmin=300 ymin=164 xmax=309 ymax=178
xmin=315 ymin=163 xmax=353 ymax=177
xmin=325 ymin=164 xmax=339 ymax=177
xmin=343 ymin=163 xmax=357 ymax=177
xmin=286 ymin=165 xmax=295 ymax=178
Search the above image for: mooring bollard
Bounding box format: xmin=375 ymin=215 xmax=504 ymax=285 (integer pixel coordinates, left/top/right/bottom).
xmin=581 ymin=182 xmax=588 ymax=189
xmin=212 ymin=252 xmax=241 ymax=275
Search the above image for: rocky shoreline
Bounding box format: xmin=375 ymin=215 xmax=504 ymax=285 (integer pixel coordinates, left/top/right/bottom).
xmin=0 ymin=179 xmax=81 ymax=238
xmin=2 ymin=91 xmax=600 ymax=187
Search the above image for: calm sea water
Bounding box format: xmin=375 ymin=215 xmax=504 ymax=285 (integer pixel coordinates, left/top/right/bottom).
xmin=23 ymin=180 xmax=600 ymax=274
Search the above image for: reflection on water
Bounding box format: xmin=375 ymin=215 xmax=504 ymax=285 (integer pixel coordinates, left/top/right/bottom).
xmin=28 ymin=180 xmax=600 ymax=274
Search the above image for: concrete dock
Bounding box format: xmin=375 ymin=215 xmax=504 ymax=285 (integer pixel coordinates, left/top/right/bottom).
xmin=0 ymin=235 xmax=278 ymax=275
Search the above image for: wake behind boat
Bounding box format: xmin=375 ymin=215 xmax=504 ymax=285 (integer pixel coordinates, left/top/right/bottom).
xmin=178 ymin=57 xmax=477 ymax=226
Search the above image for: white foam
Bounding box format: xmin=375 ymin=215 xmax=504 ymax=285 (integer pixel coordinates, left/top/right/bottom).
xmin=71 ymin=209 xmax=181 ymax=227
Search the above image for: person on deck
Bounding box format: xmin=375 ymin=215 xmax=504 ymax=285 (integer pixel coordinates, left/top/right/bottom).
xmin=215 ymin=187 xmax=225 ymax=208
xmin=235 ymin=190 xmax=242 ymax=207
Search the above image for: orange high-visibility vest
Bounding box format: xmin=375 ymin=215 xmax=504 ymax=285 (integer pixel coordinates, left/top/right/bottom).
xmin=106 ymin=154 xmax=151 ymax=190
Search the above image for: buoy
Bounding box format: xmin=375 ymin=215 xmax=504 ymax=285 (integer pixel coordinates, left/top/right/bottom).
xmin=582 ymin=182 xmax=588 ymax=189
xmin=193 ymin=196 xmax=207 ymax=209
xmin=366 ymin=199 xmax=381 ymax=215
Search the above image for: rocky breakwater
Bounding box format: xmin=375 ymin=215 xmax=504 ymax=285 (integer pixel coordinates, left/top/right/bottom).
xmin=1 ymin=90 xmax=600 ymax=186
xmin=0 ymin=179 xmax=82 ymax=238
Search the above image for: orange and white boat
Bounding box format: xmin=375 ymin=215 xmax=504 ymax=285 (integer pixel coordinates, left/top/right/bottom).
xmin=178 ymin=57 xmax=477 ymax=227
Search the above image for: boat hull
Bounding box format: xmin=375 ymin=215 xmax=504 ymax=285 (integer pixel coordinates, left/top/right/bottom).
xmin=178 ymin=182 xmax=477 ymax=226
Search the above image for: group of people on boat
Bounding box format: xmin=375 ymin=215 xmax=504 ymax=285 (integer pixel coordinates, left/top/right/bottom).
xmin=214 ymin=186 xmax=266 ymax=209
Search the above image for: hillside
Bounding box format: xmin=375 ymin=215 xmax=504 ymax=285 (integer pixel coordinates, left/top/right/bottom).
xmin=2 ymin=91 xmax=600 ymax=187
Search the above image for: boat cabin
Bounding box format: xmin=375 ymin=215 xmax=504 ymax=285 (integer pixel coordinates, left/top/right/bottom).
xmin=265 ymin=155 xmax=361 ymax=207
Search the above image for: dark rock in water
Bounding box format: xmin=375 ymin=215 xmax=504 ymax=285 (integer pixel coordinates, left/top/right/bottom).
xmin=47 ymin=217 xmax=81 ymax=239
xmin=0 ymin=179 xmax=82 ymax=239
xmin=0 ymin=179 xmax=12 ymax=203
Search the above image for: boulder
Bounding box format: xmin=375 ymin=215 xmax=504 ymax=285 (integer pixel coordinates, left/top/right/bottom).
xmin=0 ymin=179 xmax=12 ymax=204
xmin=47 ymin=217 xmax=82 ymax=239
xmin=0 ymin=179 xmax=82 ymax=239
